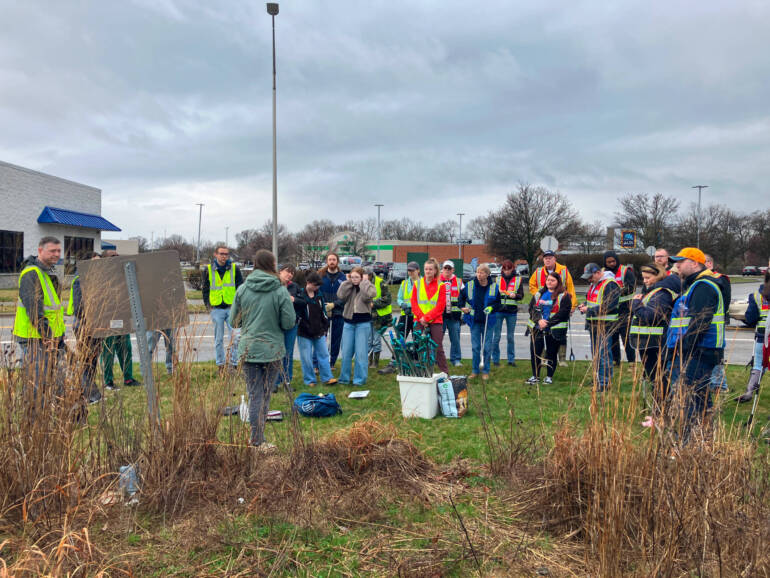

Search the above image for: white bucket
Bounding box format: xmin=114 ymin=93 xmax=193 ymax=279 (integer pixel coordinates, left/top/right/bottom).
xmin=396 ymin=372 xmax=446 ymax=419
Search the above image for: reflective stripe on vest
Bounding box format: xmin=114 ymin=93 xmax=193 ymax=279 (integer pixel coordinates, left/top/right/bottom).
xmin=440 ymin=275 xmax=462 ymax=313
xmin=208 ymin=263 xmax=236 ymax=306
xmin=373 ymin=276 xmax=392 ymax=317
xmin=66 ymin=275 xmax=79 ymax=316
xmin=613 ymin=265 xmax=633 ymax=303
xmin=466 ymin=280 xmax=497 ymax=317
xmin=400 ymin=278 xmax=417 ymax=302
xmin=13 ymin=266 xmax=66 ymax=339
xmin=416 ymin=278 xmax=444 ymax=316
xmin=667 ymin=277 xmax=725 ymax=349
xmin=499 ymin=275 xmax=521 ymax=306
xmin=585 ymin=279 xmax=619 ymax=322
xmin=536 ymin=266 xmax=566 ymax=290
xmin=755 ymin=291 xmax=769 ymax=330
xmin=629 ymin=287 xmax=675 ymax=336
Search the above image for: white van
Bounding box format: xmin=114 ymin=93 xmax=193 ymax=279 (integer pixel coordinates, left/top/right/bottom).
xmin=338 ymin=255 xmax=363 ymax=272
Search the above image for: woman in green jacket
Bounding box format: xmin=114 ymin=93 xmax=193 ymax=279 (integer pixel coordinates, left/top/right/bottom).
xmin=229 ymin=250 xmax=296 ymax=450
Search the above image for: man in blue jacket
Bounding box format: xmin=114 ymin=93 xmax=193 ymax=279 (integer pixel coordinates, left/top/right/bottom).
xmin=319 ymin=253 xmax=346 ymax=367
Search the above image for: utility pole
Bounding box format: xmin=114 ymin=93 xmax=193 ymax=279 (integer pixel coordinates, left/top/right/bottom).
xmin=375 ymin=203 xmax=383 ymax=262
xmin=457 ymin=212 xmax=465 ymax=259
xmin=692 ymin=185 xmax=708 ymax=248
xmin=225 ymin=226 xmax=229 ymax=248
xmin=195 ymin=203 xmax=204 ymax=263
xmin=267 ymin=3 xmax=280 ymax=258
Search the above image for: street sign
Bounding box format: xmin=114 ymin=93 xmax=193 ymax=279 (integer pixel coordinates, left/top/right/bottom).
xmin=457 ymin=238 xmax=473 ymax=245
xmin=540 ymin=236 xmax=559 ymax=252
xmin=646 ymin=245 xmax=656 ymax=257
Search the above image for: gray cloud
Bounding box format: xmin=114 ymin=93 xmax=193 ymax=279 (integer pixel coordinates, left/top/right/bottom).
xmin=0 ymin=0 xmax=768 ymax=242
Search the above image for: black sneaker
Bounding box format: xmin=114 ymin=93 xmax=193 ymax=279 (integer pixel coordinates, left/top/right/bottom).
xmin=104 ymin=382 xmax=119 ymax=391
xmin=88 ymin=392 xmax=103 ymax=405
xmin=525 ymin=376 xmax=539 ymax=385
xmin=507 ymin=361 xmax=517 ymax=367
xmin=123 ymin=378 xmax=141 ymax=387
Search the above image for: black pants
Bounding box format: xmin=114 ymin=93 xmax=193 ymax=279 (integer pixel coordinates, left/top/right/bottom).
xmin=611 ymin=312 xmax=636 ymax=364
xmin=640 ymin=347 xmax=668 ymax=408
xmin=396 ymin=313 xmax=414 ymax=339
xmin=530 ymin=332 xmax=560 ymax=378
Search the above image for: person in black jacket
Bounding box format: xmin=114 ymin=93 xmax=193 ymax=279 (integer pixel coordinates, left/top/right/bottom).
xmin=493 ymin=259 xmax=525 ymax=367
xmin=525 ymin=272 xmax=572 ymax=384
xmin=603 ymin=250 xmax=636 ymax=365
xmin=294 ymin=272 xmax=338 ymax=387
xmin=737 ymin=270 xmax=769 ymax=402
xmin=629 ymin=263 xmax=675 ymax=423
xmin=579 ymin=263 xmax=621 ymax=392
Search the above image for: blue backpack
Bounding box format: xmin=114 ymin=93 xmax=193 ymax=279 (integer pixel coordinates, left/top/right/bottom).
xmin=293 ymin=393 xmax=343 ymax=417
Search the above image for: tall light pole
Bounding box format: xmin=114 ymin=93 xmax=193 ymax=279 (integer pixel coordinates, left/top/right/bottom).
xmin=692 ymin=185 xmax=708 ymax=248
xmin=195 ymin=203 xmax=204 ymax=263
xmin=457 ymin=212 xmax=465 ymax=259
xmin=374 ymin=203 xmax=383 ymax=262
xmin=225 ymin=226 xmax=229 ymax=248
xmin=267 ymin=3 xmax=279 ymax=258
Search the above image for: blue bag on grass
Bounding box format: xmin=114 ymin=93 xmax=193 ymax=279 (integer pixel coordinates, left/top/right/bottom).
xmin=294 ymin=393 xmax=343 ymax=417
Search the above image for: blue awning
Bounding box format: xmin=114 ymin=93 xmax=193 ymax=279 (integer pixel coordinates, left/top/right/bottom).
xmin=101 ymin=241 xmax=117 ymax=250
xmin=37 ymin=206 xmax=121 ymax=232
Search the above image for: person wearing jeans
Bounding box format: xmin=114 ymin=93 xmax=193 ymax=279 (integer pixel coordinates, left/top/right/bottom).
xmin=295 ymin=272 xmax=338 ymax=387
xmin=147 ymin=328 xmax=175 ymax=375
xmin=439 ymin=261 xmax=464 ymax=367
xmin=319 ymin=253 xmax=346 ymax=367
xmin=459 ymin=263 xmax=500 ymax=379
xmin=202 ymin=245 xmax=244 ymax=372
xmin=337 ymin=267 xmax=376 ymax=386
xmin=229 ymin=249 xmax=296 ymax=450
xmin=411 ymin=258 xmax=450 ymax=375
xmin=277 ymin=264 xmax=300 ymax=385
xmin=493 ymin=259 xmax=524 ymax=366
xmin=579 ymin=263 xmax=620 ymax=393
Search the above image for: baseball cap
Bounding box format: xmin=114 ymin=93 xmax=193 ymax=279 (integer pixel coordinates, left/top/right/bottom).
xmin=581 ymin=262 xmax=601 ymax=280
xmin=668 ymin=247 xmax=706 ymax=265
xmin=442 ymin=260 xmax=455 ymax=269
xmin=543 ymin=250 xmax=556 ymax=258
xmin=407 ymin=261 xmax=420 ymax=271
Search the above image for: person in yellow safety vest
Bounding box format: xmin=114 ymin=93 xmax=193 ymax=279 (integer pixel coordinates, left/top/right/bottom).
xmin=602 ymin=250 xmax=637 ymax=366
xmin=379 ymin=261 xmax=420 ymax=375
xmin=13 ymin=236 xmax=67 ymax=404
xmin=738 ymin=269 xmax=770 ymax=402
xmin=578 ymin=262 xmax=620 ymax=393
xmin=67 ymin=252 xmax=104 ymax=405
xmin=440 ymin=260 xmax=464 ymax=367
xmin=365 ymin=266 xmax=392 ymax=369
xmin=202 ymin=245 xmax=244 ymax=373
xmin=493 ymin=259 xmax=525 ymax=367
xmin=529 ymin=250 xmax=577 ymax=308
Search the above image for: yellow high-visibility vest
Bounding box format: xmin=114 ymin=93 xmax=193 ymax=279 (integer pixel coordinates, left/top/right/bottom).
xmin=13 ymin=266 xmax=66 ymax=339
xmin=373 ymin=276 xmax=392 ymax=317
xmin=208 ymin=263 xmax=236 ymax=306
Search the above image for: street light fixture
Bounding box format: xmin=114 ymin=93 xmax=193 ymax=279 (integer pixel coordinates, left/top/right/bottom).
xmin=692 ymin=185 xmax=708 ymax=248
xmin=375 ymin=203 xmax=383 ymax=262
xmin=267 ymin=3 xmax=279 ymax=258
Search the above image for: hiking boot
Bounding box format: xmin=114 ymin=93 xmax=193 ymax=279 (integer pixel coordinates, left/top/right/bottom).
xmin=543 ymin=376 xmax=553 ymax=385
xmin=123 ymin=378 xmax=141 ymax=387
xmin=526 ymin=376 xmax=539 ymax=385
xmin=738 ymin=369 xmax=762 ymax=403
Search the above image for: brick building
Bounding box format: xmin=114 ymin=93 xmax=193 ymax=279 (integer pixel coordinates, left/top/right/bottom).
xmin=392 ymin=243 xmax=500 ymax=264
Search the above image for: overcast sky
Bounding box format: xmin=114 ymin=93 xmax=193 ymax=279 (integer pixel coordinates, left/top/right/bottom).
xmin=1 ymin=1 xmax=769 ymax=243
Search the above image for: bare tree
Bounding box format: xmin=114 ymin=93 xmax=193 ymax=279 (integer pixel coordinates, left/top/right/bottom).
xmin=236 ymin=220 xmax=297 ymax=264
xmin=573 ymin=220 xmax=607 ymax=253
xmin=130 ymin=236 xmax=149 ymax=253
xmin=295 ymin=219 xmax=339 ymax=263
xmin=749 ymin=209 xmax=770 ymax=264
xmin=157 ymin=234 xmax=195 ymax=262
xmin=614 ymin=193 xmax=680 ymax=249
xmin=487 ymin=184 xmax=581 ymax=268
xmin=669 ymin=204 xmax=750 ymax=270
xmin=466 ymin=215 xmax=491 ymax=242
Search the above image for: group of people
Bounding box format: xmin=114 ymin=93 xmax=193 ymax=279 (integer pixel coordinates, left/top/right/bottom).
xmin=13 ymin=235 xmax=769 ymax=449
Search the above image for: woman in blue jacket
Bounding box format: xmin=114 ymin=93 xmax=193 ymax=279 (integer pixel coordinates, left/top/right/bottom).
xmin=459 ymin=263 xmax=501 ymax=380
xmin=737 ymin=271 xmax=770 ymax=402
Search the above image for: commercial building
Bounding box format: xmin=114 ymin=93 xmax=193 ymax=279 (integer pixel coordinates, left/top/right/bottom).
xmin=0 ymin=160 xmax=120 ymax=287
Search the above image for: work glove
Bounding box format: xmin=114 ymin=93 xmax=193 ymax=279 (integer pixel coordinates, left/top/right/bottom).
xmin=483 ymin=306 xmax=493 ymax=314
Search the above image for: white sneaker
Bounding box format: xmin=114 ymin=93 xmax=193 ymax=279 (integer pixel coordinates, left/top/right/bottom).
xmin=252 ymin=442 xmax=277 ymax=453
xmin=543 ymin=377 xmax=553 ymax=384
xmin=526 ymin=376 xmax=539 ymax=384
xmin=453 ymin=361 xmax=462 ymax=367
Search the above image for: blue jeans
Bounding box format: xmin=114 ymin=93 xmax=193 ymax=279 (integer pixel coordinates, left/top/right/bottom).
xmin=211 ymin=307 xmax=239 ymax=366
xmin=147 ymin=328 xmax=174 ymax=373
xmin=243 ymin=361 xmax=280 ymax=446
xmin=709 ymin=362 xmax=728 ymax=392
xmin=339 ymin=321 xmax=370 ymax=385
xmin=470 ymin=321 xmax=494 ymax=375
xmin=493 ymin=312 xmax=517 ymax=364
xmin=278 ymin=325 xmax=298 ymax=384
xmin=299 ymin=335 xmax=334 ymax=385
xmin=443 ymin=317 xmax=462 ymax=364
xmin=589 ymin=325 xmax=613 ymax=392
xmin=328 ymin=316 xmax=344 ymax=366
xmin=368 ymin=321 xmax=381 ymax=354
xmin=753 ymin=340 xmax=765 ymax=372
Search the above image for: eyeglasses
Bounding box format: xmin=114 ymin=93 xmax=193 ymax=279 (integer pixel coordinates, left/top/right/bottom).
xmin=218 ymin=252 xmax=230 ymax=256
xmin=443 ymin=266 xmax=453 ymax=269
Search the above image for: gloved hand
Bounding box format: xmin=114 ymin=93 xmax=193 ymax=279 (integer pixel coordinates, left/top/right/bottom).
xmin=403 ymin=306 xmax=412 ymax=316
xmin=483 ymin=306 xmax=493 ymax=314
xmin=325 ymin=303 xmax=334 ymax=313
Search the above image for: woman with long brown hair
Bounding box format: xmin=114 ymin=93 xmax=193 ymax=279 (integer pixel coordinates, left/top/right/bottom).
xmin=525 ymin=271 xmax=572 ymax=384
xmin=410 ymin=258 xmax=450 ymax=374
xmin=337 ymin=266 xmax=377 ymax=385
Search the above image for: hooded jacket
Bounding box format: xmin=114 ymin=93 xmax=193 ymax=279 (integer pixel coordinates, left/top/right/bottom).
xmin=603 ymin=250 xmax=636 ymax=313
xmin=228 ymin=269 xmax=296 ymax=363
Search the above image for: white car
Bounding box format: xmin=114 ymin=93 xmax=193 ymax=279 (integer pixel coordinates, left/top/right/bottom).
xmin=488 ymin=263 xmax=502 ymax=277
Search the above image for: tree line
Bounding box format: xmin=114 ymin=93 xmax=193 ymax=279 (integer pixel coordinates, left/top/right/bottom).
xmin=131 ymin=186 xmax=770 ymax=272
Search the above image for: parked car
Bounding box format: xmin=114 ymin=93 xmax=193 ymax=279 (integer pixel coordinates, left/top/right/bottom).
xmin=389 ymin=262 xmax=408 ymax=284
xmin=488 ymin=263 xmax=502 ymax=277
xmin=372 ymin=261 xmax=388 ymax=276
xmin=463 ymin=263 xmax=474 ymax=282
xmin=516 ymin=264 xmax=530 ymax=277
xmin=339 ymin=255 xmax=363 ymax=272
xmin=729 ymin=298 xmax=749 ymax=324
xmin=743 ymin=266 xmax=761 ymax=276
